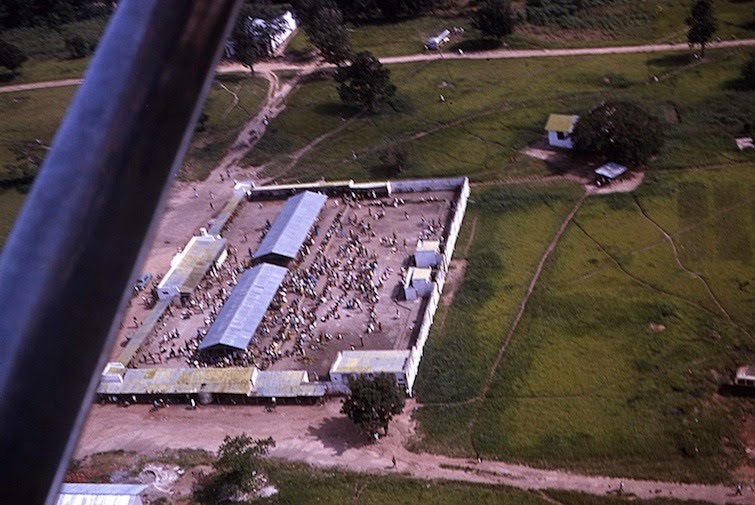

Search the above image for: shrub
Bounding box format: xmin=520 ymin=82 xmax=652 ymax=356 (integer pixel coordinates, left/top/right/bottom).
xmin=0 ymin=38 xmax=27 ymax=74
xmin=64 ymin=35 xmax=93 ymax=59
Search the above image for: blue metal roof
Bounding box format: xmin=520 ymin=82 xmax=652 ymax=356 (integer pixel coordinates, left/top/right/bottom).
xmin=253 ymin=191 xmax=327 ymax=260
xmin=198 ymin=264 xmax=287 ymax=351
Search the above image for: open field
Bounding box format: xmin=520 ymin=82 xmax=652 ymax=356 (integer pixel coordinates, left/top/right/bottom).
xmin=414 ymin=165 xmax=755 ymax=483
xmin=180 ymin=74 xmax=268 ymax=181
xmin=287 ymin=2 xmax=755 ymax=58
xmin=0 ymin=74 xmax=267 ymax=250
xmin=243 ymin=47 xmax=755 ymax=184
xmin=66 ymin=448 xmax=712 ymax=505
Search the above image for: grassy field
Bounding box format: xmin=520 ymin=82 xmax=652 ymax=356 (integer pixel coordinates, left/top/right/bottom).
xmin=287 ymin=2 xmax=755 ymax=59
xmin=0 ymin=74 xmax=267 ymax=250
xmin=180 ymin=73 xmax=268 ymax=181
xmin=243 ymin=47 xmax=755 ymax=183
xmin=414 ymin=165 xmax=755 ymax=483
xmin=66 ymin=449 xmax=709 ymax=504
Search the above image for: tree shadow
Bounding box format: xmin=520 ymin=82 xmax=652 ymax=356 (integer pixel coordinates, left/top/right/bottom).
xmin=306 ymin=414 xmax=371 ymax=456
xmin=311 ymin=101 xmax=357 ymax=118
xmin=646 ymin=53 xmax=693 ymax=69
xmin=0 ymin=71 xmax=17 ymax=84
xmin=447 ymin=38 xmax=501 ymax=53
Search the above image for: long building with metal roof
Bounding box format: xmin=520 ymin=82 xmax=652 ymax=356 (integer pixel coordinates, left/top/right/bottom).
xmin=198 ymin=263 xmax=288 ymax=352
xmin=253 ymin=190 xmax=327 ymax=263
xmin=156 ymin=233 xmax=227 ymax=299
xmin=57 ymin=483 xmax=147 ymax=505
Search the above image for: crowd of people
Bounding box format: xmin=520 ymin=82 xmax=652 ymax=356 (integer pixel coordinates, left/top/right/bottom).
xmin=124 ymin=190 xmax=451 ymax=373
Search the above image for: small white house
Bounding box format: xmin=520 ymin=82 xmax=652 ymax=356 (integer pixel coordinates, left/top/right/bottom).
xmin=425 ymin=29 xmax=451 ymax=50
xmin=403 ymin=267 xmax=434 ymax=301
xmin=414 ymin=239 xmax=442 ymax=268
xmin=545 ymin=114 xmax=579 ymax=149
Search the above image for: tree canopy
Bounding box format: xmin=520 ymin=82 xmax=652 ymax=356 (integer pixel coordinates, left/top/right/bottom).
xmin=334 ymin=0 xmax=433 ymax=22
xmin=335 ymin=51 xmax=397 ymax=113
xmin=471 ymin=0 xmax=516 ymax=41
xmin=571 ymin=101 xmax=665 ymax=166
xmin=341 ymin=373 xmax=406 ymax=437
xmin=0 ymin=39 xmax=28 ymax=75
xmin=230 ymin=2 xmax=288 ymax=73
xmin=195 ymin=434 xmax=275 ymax=504
xmin=295 ymin=0 xmax=352 ymax=64
xmin=686 ymin=0 xmax=717 ymax=57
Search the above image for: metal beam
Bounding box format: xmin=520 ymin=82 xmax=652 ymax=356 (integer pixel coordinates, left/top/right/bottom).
xmin=0 ymin=1 xmax=241 ymax=502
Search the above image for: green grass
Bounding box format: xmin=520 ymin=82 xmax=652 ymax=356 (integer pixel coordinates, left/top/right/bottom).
xmin=242 ymin=47 xmax=755 ymax=183
xmin=180 ymin=73 xmax=268 ymax=181
xmin=414 ymin=166 xmax=755 ymax=483
xmin=64 ymin=449 xmax=715 ymax=504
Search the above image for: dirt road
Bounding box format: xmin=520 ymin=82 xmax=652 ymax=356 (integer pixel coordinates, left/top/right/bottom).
xmin=3 ymin=39 xmax=754 ymax=94
xmin=76 ymin=401 xmax=752 ymax=504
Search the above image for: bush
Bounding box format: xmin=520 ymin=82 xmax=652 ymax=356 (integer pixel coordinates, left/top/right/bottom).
xmin=0 ymin=38 xmax=27 ymax=74
xmin=572 ymin=100 xmax=664 ymax=165
xmin=377 ymin=142 xmax=409 ymax=174
xmin=64 ymin=35 xmax=93 ymax=59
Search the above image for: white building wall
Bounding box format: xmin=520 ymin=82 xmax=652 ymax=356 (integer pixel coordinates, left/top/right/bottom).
xmin=548 ymin=130 xmax=574 ymax=149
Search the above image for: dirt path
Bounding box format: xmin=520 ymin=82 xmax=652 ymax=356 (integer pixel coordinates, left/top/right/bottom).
xmin=75 ymin=401 xmax=753 ymax=504
xmin=4 ymin=39 xmax=754 ymax=95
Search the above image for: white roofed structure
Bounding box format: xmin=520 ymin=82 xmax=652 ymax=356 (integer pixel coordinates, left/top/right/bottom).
xmin=253 ymin=191 xmax=327 ymax=263
xmin=414 ymin=239 xmax=442 ymax=267
xmin=57 ymin=483 xmax=147 ymax=505
xmin=330 ymin=350 xmax=412 ymax=391
xmin=156 ymin=233 xmax=226 ymax=299
xmin=198 ymin=264 xmax=288 ymax=352
xmin=595 ymin=162 xmax=628 ymax=180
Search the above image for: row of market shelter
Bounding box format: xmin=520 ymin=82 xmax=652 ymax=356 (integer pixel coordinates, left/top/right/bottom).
xmin=99 ymin=178 xmax=470 ymax=405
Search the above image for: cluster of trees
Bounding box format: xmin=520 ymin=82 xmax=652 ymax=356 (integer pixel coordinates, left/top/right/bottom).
xmin=194 ymin=434 xmax=275 ymax=504
xmin=230 ymin=1 xmax=290 ymax=74
xmin=0 ymin=39 xmax=27 ymax=75
xmin=341 ymin=374 xmax=406 ymax=437
xmin=572 ymin=101 xmax=665 ymax=165
xmin=471 ymin=0 xmax=516 ymax=42
xmin=0 ymin=0 xmax=111 ymax=29
xmin=296 ymin=0 xmax=352 ymax=64
xmin=332 ymin=0 xmax=438 ymax=22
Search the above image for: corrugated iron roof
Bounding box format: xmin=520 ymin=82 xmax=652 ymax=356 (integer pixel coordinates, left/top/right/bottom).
xmin=595 ymin=162 xmax=628 ymax=179
xmin=198 ymin=264 xmax=288 ymax=351
xmin=250 ymin=370 xmax=326 ymax=397
xmin=157 ymin=235 xmax=226 ymax=294
xmin=416 ymin=240 xmax=440 ymax=253
xmin=58 ymin=483 xmax=147 ymax=505
xmin=544 ymin=114 xmax=578 ymax=133
xmin=330 ymin=350 xmax=410 ymax=374
xmin=97 ymin=367 xmax=255 ymax=395
xmin=253 ymin=191 xmax=327 ymax=260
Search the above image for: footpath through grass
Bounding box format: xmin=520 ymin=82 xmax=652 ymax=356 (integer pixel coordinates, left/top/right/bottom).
xmin=245 ymin=48 xmax=755 ymax=183
xmin=414 ymin=166 xmax=755 ymax=483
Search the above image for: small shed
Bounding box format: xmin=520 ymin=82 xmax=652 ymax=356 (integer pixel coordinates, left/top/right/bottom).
xmin=57 ymin=483 xmax=148 ymax=505
xmin=594 ymin=162 xmax=628 ymax=186
xmin=545 ymin=114 xmax=579 ymax=149
xmin=425 ymin=29 xmax=451 ymax=50
xmin=403 ymin=267 xmax=433 ymax=301
xmin=414 ymin=239 xmax=442 ymax=267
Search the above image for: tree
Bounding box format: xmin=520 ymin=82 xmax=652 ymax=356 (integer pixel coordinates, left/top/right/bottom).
xmin=686 ymin=0 xmax=716 ymax=57
xmin=296 ymin=0 xmax=352 ymax=64
xmin=194 ymin=434 xmax=275 ymax=504
xmin=335 ymin=51 xmax=396 ymax=113
xmin=471 ymin=0 xmax=515 ymax=42
xmin=230 ymin=2 xmax=288 ymax=75
xmin=0 ymin=39 xmax=27 ymax=75
xmin=571 ymin=101 xmax=665 ymax=166
xmin=341 ymin=373 xmax=405 ymax=437
xmin=64 ymin=35 xmax=92 ymax=59
xmin=742 ymin=52 xmax=755 ymax=89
